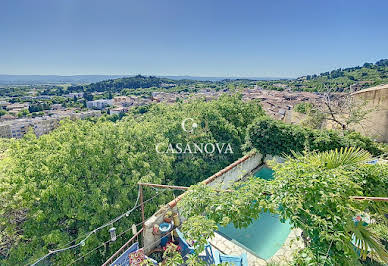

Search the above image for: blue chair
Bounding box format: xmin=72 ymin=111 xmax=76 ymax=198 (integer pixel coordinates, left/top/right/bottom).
xmin=176 ymin=228 xmax=248 ymax=265
xmin=203 ymin=244 xmax=248 ymax=266
xmin=175 ymin=228 xmax=195 ymax=257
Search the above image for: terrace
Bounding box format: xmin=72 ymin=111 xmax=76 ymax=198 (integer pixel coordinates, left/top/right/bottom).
xmin=103 ymin=152 xmax=304 ymax=265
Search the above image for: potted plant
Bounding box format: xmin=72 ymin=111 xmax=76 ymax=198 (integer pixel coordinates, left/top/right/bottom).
xmin=163 ymin=211 xmax=173 ymax=223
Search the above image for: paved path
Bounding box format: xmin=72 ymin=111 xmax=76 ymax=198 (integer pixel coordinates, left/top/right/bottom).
xmin=208 ymin=229 xmax=304 ymax=265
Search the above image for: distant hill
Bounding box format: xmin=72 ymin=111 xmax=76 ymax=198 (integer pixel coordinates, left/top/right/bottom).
xmin=0 ymin=75 xmax=131 ymax=85
xmin=0 ymin=74 xmax=282 ymax=86
xmin=67 ymin=59 xmax=388 ymax=94
xmin=66 ymin=75 xmax=280 ymax=94
xmin=67 ymin=75 xmax=179 ymax=94
xmin=292 ymin=59 xmax=388 ymax=92
xmin=1 ymin=59 xmax=386 ymax=93
xmin=161 ymin=76 xmax=283 ymax=81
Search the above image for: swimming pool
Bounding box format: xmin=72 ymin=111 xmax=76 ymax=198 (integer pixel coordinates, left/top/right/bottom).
xmin=217 ymin=166 xmax=292 ymax=260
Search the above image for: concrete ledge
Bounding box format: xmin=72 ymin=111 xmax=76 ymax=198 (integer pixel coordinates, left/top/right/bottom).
xmin=209 ymin=229 xmax=304 ymax=266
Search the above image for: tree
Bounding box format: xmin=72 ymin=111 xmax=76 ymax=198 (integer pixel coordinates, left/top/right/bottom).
xmin=294 ymin=88 xmax=378 ymax=132
xmin=0 ymin=120 xmax=175 ymax=265
xmin=0 ymin=95 xmax=264 ymax=265
xmin=244 ymin=117 xmax=383 ymax=157
xmin=178 ymin=148 xmax=388 ymax=265
xmin=83 ymin=92 xmax=93 ymax=101
xmin=318 ymin=91 xmax=376 ymax=131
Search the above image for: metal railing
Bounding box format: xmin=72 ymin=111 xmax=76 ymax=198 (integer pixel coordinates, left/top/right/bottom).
xmin=101 ymin=227 xmax=143 ymax=266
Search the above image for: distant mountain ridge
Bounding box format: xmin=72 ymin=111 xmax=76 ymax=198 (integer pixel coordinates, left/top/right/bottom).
xmin=0 ymin=74 xmax=287 ymax=86
xmin=1 ymin=59 xmax=387 ymax=92
xmin=0 ymin=75 xmax=130 ymax=85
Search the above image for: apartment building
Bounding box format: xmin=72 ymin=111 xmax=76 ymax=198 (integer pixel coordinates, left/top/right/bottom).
xmin=32 ymin=117 xmax=61 ymax=136
xmin=113 ymin=96 xmax=129 ymax=105
xmin=6 ymin=102 xmax=30 ymax=116
xmin=0 ymin=119 xmax=30 ymax=138
xmin=86 ymin=99 xmax=113 ymax=109
xmin=64 ymin=92 xmax=84 ymax=98
xmin=0 ymin=110 xmax=101 ymax=139
xmin=110 ymin=107 xmax=129 ymax=115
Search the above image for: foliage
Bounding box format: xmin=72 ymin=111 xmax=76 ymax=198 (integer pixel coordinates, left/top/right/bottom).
xmin=293 ymin=102 xmax=326 ymax=129
xmin=291 ymin=247 xmax=335 ymax=265
xmin=245 ymin=117 xmax=383 ymax=156
xmin=138 ymin=94 xmax=265 ymax=186
xmin=253 ymin=59 xmax=388 ymax=93
xmin=271 ymin=148 xmax=388 ymax=265
xmin=0 ymin=95 xmax=263 ymax=265
xmin=308 ymin=146 xmax=371 ymax=169
xmin=67 ymin=75 xmax=178 ymax=94
xmin=0 ymin=86 xmax=31 ymax=97
xmin=302 ymin=92 xmax=377 ymax=131
xmin=0 ymin=120 xmax=175 ymax=265
xmin=178 ymin=148 xmax=388 ymax=265
xmin=294 ymin=102 xmax=314 ymax=114
xmin=181 ymin=216 xmax=217 ymax=253
xmin=291 ymin=59 xmax=388 ymax=92
xmin=2 ymin=59 xmax=387 ymax=101
xmin=28 ymin=103 xmax=50 ymax=113
xmin=17 ymin=109 xmax=29 ymax=118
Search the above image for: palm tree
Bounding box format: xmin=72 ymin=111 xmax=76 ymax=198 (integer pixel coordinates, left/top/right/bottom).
xmin=289 ymin=147 xmax=388 ymax=264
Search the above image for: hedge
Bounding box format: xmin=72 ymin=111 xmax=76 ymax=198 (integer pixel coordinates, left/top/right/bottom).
xmin=245 ymin=117 xmax=382 ymax=156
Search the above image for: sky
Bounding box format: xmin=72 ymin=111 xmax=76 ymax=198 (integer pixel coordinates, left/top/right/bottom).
xmin=0 ymin=0 xmax=387 ymax=78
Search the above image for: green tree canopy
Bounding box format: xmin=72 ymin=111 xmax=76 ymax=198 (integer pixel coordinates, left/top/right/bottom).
xmin=0 ymin=95 xmax=264 ymax=265
xmin=178 ymin=148 xmax=388 ymax=265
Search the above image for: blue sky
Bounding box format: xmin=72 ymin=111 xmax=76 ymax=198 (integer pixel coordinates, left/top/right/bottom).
xmin=0 ymin=0 xmax=387 ymax=77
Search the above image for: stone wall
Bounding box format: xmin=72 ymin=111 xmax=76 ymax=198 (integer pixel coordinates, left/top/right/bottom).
xmin=284 ymin=85 xmax=388 ymax=143
xmin=143 ymin=152 xmax=263 ymax=253
xmin=351 ymin=85 xmax=388 ymax=142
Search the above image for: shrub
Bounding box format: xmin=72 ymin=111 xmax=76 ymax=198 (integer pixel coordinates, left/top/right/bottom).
xmin=245 ymin=117 xmax=383 ymax=156
xmin=294 ymin=102 xmax=313 ymax=114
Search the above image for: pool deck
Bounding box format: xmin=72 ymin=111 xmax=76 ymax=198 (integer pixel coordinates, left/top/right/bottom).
xmin=208 ymin=228 xmax=304 ymax=265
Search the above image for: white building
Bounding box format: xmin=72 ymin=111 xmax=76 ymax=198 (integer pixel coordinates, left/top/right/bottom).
xmin=110 ymin=107 xmax=128 ymax=115
xmin=86 ymin=99 xmax=113 ymax=109
xmin=0 ymin=110 xmax=101 ymax=139
xmin=64 ymin=92 xmax=84 ymax=98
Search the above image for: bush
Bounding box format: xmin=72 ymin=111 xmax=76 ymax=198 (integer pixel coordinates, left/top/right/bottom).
xmin=294 ymin=102 xmax=313 ymax=114
xmin=0 ymin=95 xmax=265 ymax=265
xmin=245 ymin=117 xmax=383 ymax=156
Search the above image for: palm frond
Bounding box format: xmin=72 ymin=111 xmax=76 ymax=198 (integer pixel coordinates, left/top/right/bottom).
xmin=311 ymin=147 xmax=371 ymax=169
xmin=348 ymin=221 xmax=388 ymax=264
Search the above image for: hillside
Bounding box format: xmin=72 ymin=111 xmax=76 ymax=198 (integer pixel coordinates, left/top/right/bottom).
xmin=4 ymin=60 xmax=386 ymax=97
xmin=285 ymin=59 xmax=388 ymax=92
xmin=67 ymin=75 xmax=204 ymax=93
xmin=67 ymin=59 xmax=388 ymax=94
xmin=0 ymin=75 xmax=129 ymax=86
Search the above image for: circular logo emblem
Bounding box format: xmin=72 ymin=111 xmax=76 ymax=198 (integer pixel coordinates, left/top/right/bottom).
xmin=181 ymin=118 xmax=198 ymax=133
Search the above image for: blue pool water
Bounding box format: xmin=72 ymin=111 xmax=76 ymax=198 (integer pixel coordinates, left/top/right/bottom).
xmin=217 ymin=166 xmax=292 ymax=260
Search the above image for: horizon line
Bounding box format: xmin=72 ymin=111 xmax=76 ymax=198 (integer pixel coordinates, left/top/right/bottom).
xmin=0 ymin=73 xmax=295 ymax=79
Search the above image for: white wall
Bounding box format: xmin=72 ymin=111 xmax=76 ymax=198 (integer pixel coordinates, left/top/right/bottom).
xmin=207 ymin=152 xmax=263 ymax=189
